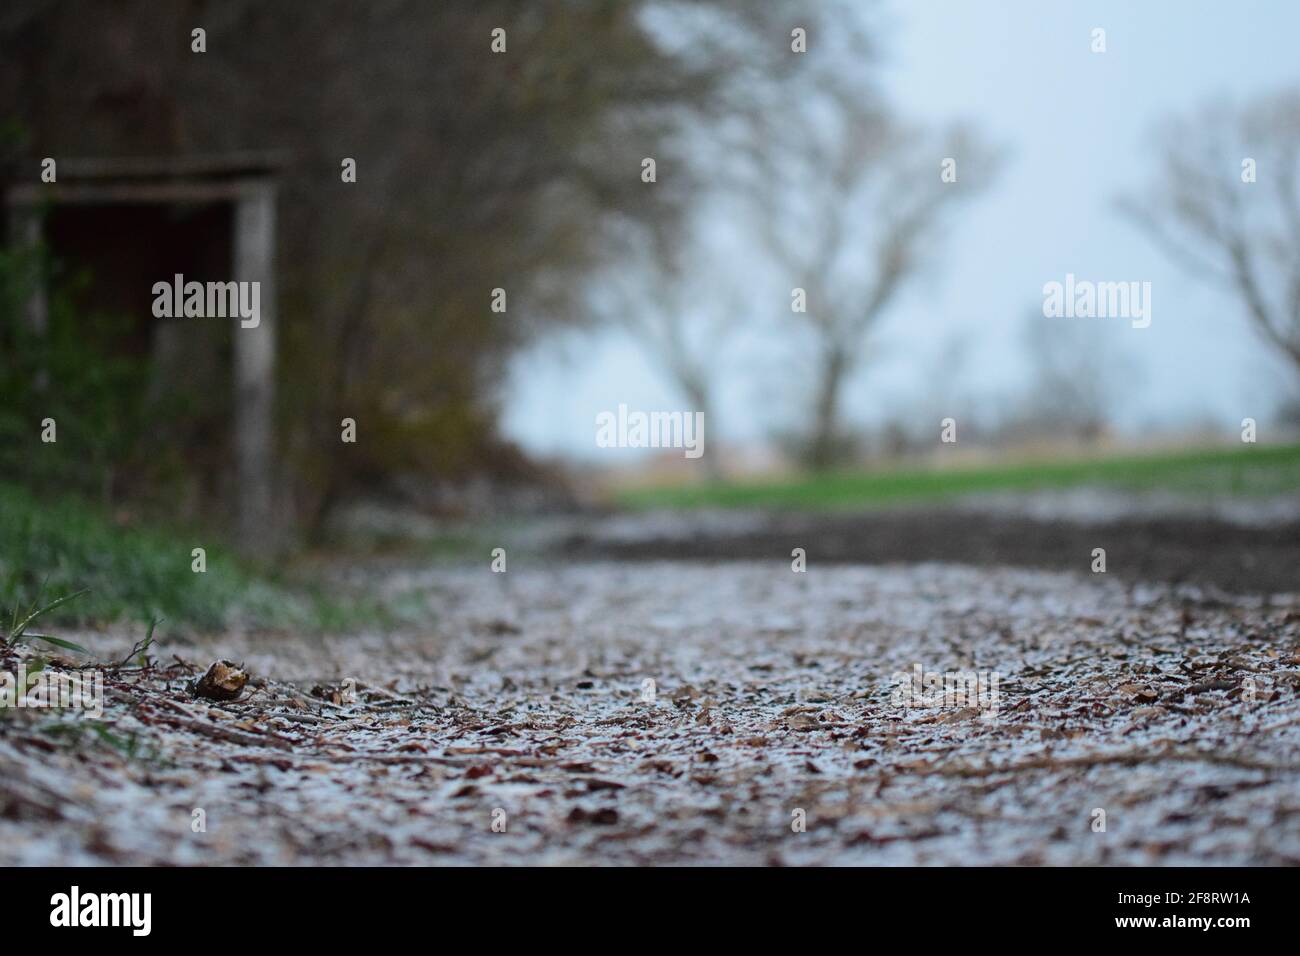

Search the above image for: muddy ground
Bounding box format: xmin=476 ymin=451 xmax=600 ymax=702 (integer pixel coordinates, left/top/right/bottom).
xmin=557 ymin=503 xmax=1300 ymax=595
xmin=3 ymin=506 xmax=1299 ymax=866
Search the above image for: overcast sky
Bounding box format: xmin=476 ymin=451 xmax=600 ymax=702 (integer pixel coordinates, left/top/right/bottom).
xmin=502 ymin=0 xmax=1300 ymax=461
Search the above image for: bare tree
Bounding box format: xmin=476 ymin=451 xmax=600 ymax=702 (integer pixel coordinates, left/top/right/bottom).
xmin=1016 ymin=311 xmax=1135 ymax=444
xmin=751 ymin=104 xmax=997 ymax=469
xmin=586 ymin=0 xmax=880 ymax=479
xmin=593 ymin=221 xmax=743 ymax=479
xmin=1122 ymin=89 xmax=1300 ymax=377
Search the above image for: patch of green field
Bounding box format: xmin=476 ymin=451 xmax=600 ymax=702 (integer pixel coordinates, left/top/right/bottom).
xmin=0 ymin=481 xmax=394 ymax=634
xmin=616 ymin=444 xmax=1300 ymax=511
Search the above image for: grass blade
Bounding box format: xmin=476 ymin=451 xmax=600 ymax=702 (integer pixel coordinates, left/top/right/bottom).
xmin=31 ymin=634 xmax=90 ymax=654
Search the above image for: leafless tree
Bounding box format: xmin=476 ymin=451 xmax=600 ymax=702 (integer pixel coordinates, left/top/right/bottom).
xmin=589 ymin=0 xmax=881 ymax=479
xmin=1121 ymin=89 xmax=1300 ymax=378
xmin=750 ymin=102 xmax=998 ymax=469
xmin=1016 ymin=311 xmax=1135 ymax=444
xmin=593 ymin=221 xmax=744 ymax=479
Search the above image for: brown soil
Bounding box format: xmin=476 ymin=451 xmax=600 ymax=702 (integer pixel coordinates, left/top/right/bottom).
xmin=559 ymin=510 xmax=1300 ymax=595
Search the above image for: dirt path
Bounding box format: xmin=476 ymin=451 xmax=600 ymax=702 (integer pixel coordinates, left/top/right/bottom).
xmin=4 ymin=560 xmax=1299 ymax=865
xmin=556 ymin=505 xmax=1300 ymax=595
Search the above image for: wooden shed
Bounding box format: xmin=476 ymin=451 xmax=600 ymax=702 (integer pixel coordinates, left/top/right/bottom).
xmin=5 ymin=152 xmax=286 ymax=555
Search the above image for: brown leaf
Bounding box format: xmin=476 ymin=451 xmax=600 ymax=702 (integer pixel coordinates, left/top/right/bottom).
xmin=191 ymin=660 xmax=248 ymax=702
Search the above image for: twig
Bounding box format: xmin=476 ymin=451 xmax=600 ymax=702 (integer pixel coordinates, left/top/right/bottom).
xmin=137 ymin=701 xmax=295 ymax=751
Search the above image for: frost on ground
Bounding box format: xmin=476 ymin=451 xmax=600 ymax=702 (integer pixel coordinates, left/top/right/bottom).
xmin=3 ymin=561 xmax=1300 ymax=865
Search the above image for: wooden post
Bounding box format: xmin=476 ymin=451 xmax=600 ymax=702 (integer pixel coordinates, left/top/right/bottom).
xmin=232 ymin=181 xmax=278 ymax=556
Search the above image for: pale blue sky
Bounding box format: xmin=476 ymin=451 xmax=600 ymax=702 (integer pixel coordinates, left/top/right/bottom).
xmin=503 ymin=0 xmax=1300 ymax=461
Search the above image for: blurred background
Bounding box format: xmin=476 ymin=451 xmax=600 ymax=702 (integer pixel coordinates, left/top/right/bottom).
xmin=2 ymin=0 xmax=1298 ymax=629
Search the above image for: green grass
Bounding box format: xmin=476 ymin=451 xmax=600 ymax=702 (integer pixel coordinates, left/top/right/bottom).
xmin=616 ymin=443 xmax=1300 ymax=511
xmin=0 ymin=481 xmax=397 ymax=634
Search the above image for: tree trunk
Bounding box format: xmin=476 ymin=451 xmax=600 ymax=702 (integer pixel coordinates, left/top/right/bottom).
xmin=807 ymin=345 xmax=849 ymax=471
xmin=681 ymin=378 xmax=723 ymax=482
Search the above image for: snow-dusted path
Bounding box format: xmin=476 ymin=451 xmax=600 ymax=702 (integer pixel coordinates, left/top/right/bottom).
xmin=4 ymin=561 xmax=1299 ymax=865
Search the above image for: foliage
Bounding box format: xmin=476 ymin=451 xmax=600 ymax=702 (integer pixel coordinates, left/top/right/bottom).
xmin=0 ymin=247 xmax=169 ymax=502
xmin=0 ymin=1 xmax=853 ymax=529
xmin=0 ymin=480 xmax=392 ymax=633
